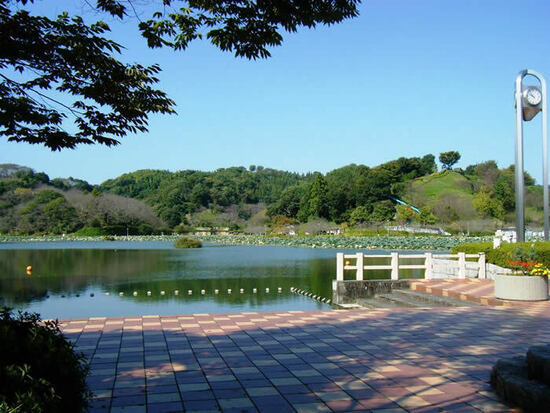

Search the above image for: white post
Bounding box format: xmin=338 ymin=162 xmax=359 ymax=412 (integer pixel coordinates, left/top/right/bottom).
xmin=458 ymin=252 xmax=466 ymax=279
xmin=391 ymin=252 xmax=399 ymax=280
xmin=337 ymin=252 xmax=344 ymax=281
xmin=356 ymin=252 xmax=364 ymax=281
xmin=424 ymin=252 xmax=433 ymax=280
xmin=478 ymin=252 xmax=486 ymax=279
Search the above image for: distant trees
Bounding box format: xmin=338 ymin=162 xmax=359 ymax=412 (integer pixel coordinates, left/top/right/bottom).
xmin=307 ymin=173 xmax=329 ymax=219
xmin=439 ymin=151 xmax=461 ymax=170
xmin=8 ymin=154 xmax=547 ymax=234
xmin=0 ymin=169 xmax=166 ymax=235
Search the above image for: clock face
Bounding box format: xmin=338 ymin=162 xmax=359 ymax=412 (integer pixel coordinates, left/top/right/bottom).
xmin=524 ymin=87 xmax=542 ymax=106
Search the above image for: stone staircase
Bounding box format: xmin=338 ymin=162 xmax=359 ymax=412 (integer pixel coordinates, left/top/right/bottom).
xmin=355 ymin=288 xmax=480 ymax=309
xmin=491 ymin=345 xmax=550 ymax=411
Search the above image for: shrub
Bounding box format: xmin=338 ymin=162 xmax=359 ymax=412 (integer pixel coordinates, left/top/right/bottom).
xmin=74 ymin=226 xmax=107 ymax=236
xmin=174 ymin=237 xmax=202 ymax=248
xmin=0 ymin=308 xmax=90 ymax=412
xmin=452 ymin=241 xmax=550 ymax=269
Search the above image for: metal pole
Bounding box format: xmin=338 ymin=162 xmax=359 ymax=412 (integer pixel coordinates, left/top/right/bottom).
xmin=541 ymin=76 xmax=549 ymax=240
xmin=515 ymin=71 xmax=526 ymax=242
xmin=514 ymin=69 xmax=549 ymax=242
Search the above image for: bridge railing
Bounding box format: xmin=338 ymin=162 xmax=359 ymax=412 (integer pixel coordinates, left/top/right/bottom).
xmin=336 ymin=252 xmax=486 ymax=281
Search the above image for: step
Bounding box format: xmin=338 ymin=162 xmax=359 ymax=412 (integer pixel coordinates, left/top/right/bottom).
xmin=355 ymin=297 xmax=405 ymax=309
xmin=375 ymin=293 xmax=435 ymax=308
xmin=491 ymin=356 xmax=550 ymax=411
xmin=390 ymin=289 xmax=481 ymax=307
xmin=527 ymin=345 xmax=550 ymax=386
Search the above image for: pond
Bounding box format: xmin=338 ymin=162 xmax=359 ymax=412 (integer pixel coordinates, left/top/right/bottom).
xmin=0 ymin=242 xmax=428 ymax=318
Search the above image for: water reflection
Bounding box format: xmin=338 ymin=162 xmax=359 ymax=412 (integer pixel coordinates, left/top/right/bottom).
xmin=0 ymin=242 xmax=428 ymax=318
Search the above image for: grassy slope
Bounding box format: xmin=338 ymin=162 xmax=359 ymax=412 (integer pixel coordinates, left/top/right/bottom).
xmin=403 ymin=170 xmax=545 ymax=226
xmin=404 ymin=170 xmax=475 ymax=207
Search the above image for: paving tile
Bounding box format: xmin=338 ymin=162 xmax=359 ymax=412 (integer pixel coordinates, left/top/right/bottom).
xmin=183 ymin=398 xmax=219 ymax=411
xmin=147 ymin=392 xmax=181 ymax=404
xmin=146 ymin=401 xmax=184 ymax=413
xmin=213 ymin=387 xmax=247 ymax=399
xmin=111 ymin=395 xmax=146 ymax=407
xmin=62 ymin=289 xmax=550 ymax=412
xmin=180 ymin=390 xmax=216 ymax=401
xmin=110 ymin=406 xmax=146 ymax=412
xmin=217 ymin=397 xmax=254 ymax=409
xmin=293 ymin=402 xmax=332 ymax=413
xmin=179 ymin=382 xmax=210 ymax=392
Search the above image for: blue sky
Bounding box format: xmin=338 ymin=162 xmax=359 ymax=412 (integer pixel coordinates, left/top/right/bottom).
xmin=2 ymin=0 xmax=550 ymax=184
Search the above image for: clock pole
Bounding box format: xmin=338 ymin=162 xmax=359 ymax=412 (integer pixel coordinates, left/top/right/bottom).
xmin=514 ymin=70 xmax=548 ymax=242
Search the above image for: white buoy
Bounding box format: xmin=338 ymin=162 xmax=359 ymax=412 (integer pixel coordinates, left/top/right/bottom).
xmin=147 ymin=291 xmax=151 ymax=296
xmin=214 ymin=289 xmax=219 ymax=294
xmin=201 ymin=289 xmax=206 ymax=295
xmin=188 ymin=290 xmax=192 ymax=295
xmin=265 ymin=288 xmax=270 ymax=293
xmin=105 ymin=292 xmax=110 ymax=296
xmin=228 ymin=289 xmax=232 ymax=294
xmin=160 ymin=291 xmax=165 ymax=296
xmin=174 ymin=290 xmax=179 ymax=295
xmin=133 ymin=291 xmax=138 ymax=296
xmin=252 ymin=288 xmax=257 ymax=294
xmin=278 ymin=287 xmax=282 ymax=293
xmin=119 ymin=292 xmax=124 ymax=296
xmin=240 ymin=288 xmax=244 ymax=294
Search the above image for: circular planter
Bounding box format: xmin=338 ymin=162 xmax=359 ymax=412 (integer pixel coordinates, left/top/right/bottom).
xmin=494 ymin=274 xmax=549 ymax=301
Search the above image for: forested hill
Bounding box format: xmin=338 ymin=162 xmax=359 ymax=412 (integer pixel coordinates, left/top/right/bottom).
xmin=97 ymin=156 xmax=437 ymax=227
xmin=98 ymin=166 xmax=307 ymax=227
xmin=0 ymin=156 xmax=543 ymax=235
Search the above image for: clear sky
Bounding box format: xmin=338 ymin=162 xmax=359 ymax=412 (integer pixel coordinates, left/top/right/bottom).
xmin=2 ymin=0 xmax=550 ymax=184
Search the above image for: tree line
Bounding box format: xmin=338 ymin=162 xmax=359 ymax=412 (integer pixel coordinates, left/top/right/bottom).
xmin=1 ymin=153 xmax=543 ymax=235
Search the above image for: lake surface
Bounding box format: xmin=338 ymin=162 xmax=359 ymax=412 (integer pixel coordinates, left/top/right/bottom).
xmin=0 ymin=241 xmax=427 ymax=318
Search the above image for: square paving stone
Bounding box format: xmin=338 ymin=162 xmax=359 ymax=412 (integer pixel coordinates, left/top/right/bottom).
xmin=217 ymin=397 xmax=254 ymax=409
xmin=111 ymin=395 xmax=146 ymax=407
xmin=146 ymin=401 xmax=184 ymax=413
xmin=180 ymin=390 xmax=216 ymax=401
xmin=179 ymin=382 xmax=210 ymax=392
xmin=213 ymin=387 xmax=247 ymax=399
xmin=293 ymin=402 xmax=332 ymax=413
xmin=183 ymin=399 xmax=219 ymax=411
xmin=147 ymin=392 xmax=182 ymax=404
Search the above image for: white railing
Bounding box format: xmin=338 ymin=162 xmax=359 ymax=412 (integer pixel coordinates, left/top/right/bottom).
xmin=336 ymin=252 xmax=486 ymax=281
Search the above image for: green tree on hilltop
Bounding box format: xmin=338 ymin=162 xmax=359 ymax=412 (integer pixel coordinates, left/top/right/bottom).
xmin=439 ymin=151 xmax=461 ymax=170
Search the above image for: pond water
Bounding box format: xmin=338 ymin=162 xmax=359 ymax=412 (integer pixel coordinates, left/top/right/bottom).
xmin=0 ymin=242 xmax=427 ymax=318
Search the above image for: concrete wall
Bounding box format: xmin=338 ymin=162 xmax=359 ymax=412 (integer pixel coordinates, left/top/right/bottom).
xmin=332 ymin=279 xmax=411 ymax=305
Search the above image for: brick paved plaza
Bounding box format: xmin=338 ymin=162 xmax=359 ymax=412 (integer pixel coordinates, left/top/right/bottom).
xmin=62 ymin=280 xmax=550 ymax=413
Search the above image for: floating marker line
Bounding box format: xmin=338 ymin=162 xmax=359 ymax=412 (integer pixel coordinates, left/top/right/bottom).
xmin=290 ymin=286 xmax=331 ymax=305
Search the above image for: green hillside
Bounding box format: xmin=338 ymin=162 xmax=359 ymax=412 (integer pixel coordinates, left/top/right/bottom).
xmin=401 ymin=165 xmax=543 ymax=232
xmin=408 ymin=170 xmax=474 ymax=200
xmin=0 ymin=157 xmax=544 ymax=235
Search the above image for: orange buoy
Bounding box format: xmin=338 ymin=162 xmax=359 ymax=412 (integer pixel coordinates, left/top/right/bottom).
xmin=345 ymin=260 xmax=351 ymax=266
xmin=26 ymin=265 xmax=33 ymax=272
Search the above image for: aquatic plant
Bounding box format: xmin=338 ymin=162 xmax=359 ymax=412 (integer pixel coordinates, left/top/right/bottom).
xmin=174 ymin=237 xmax=202 ymax=248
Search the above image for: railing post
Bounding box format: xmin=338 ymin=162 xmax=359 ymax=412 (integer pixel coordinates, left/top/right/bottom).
xmin=356 ymin=252 xmax=364 ymax=281
xmin=478 ymin=252 xmax=486 ymax=279
xmin=391 ymin=252 xmax=399 ymax=280
xmin=336 ymin=252 xmax=344 ymax=281
xmin=424 ymin=252 xmax=433 ymax=280
xmin=458 ymin=252 xmax=466 ymax=279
